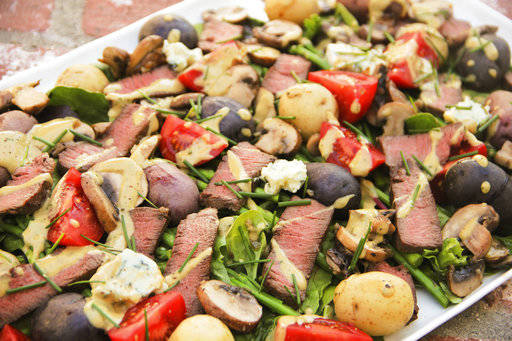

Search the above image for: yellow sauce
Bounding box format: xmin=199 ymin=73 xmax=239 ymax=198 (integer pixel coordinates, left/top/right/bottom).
xmin=0 ymin=131 xmax=41 ymax=173
xmin=227 ymin=150 xmax=251 ymax=192
xmin=396 ymin=172 xmax=429 ymax=219
xmin=348 ymin=145 xmax=372 ymax=177
xmin=332 ymin=194 xmax=355 ymax=209
xmin=165 ymin=247 xmax=213 ymax=287
xmin=422 ymin=129 xmax=443 ymax=179
xmin=271 ymin=239 xmax=307 ymax=291
xmin=130 ymin=135 xmax=161 ymax=167
xmin=22 ymin=199 xmax=51 ymax=260
xmin=28 ymin=118 xmax=93 ymax=149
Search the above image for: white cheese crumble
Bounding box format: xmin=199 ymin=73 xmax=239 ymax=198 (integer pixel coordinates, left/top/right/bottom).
xmin=261 ymin=159 xmax=307 ymax=195
xmin=162 ymin=41 xmax=202 ymax=72
xmin=326 ymin=42 xmax=386 ymax=75
xmin=84 ymin=249 xmax=166 ymax=330
xmin=443 ymin=97 xmax=490 ymax=133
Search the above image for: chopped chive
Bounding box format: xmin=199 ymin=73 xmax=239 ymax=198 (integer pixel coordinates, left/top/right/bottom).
xmin=195 ymin=113 xmax=222 ymax=123
xmin=375 ymin=187 xmax=390 ymax=207
xmin=179 ymin=242 xmax=199 ymax=272
xmin=189 ymin=96 xmax=202 ymax=120
xmin=45 ymin=208 xmax=71 ymax=229
xmin=121 ymin=215 xmax=135 ymax=251
xmin=164 ymin=280 xmax=181 ymax=292
xmin=227 ymin=259 xmax=271 ymax=267
xmin=32 ymin=136 xmax=55 ymax=148
xmin=411 ymin=184 xmax=421 ymax=207
xmin=43 ymin=129 xmax=69 ymax=153
xmin=470 ymin=40 xmax=491 ymax=53
xmin=400 ymin=151 xmax=411 ymax=176
xmin=445 ymin=105 xmax=472 ymax=110
xmin=47 ymin=233 xmax=65 ymax=254
xmin=214 ymin=178 xmax=251 ymax=185
xmin=130 ymin=235 xmax=137 ymax=251
xmin=348 ymin=222 xmax=372 ymax=272
xmin=238 ymin=191 xmax=275 ymax=200
xmin=205 ymin=127 xmax=237 ymax=145
xmin=274 ymin=116 xmax=296 ymax=120
xmin=144 ymin=309 xmax=149 ymax=341
xmin=137 ymin=90 xmax=157 ymax=104
xmin=6 ymin=280 xmax=47 ymax=294
xmin=99 ymin=248 xmax=120 ymax=256
xmin=92 ymin=303 xmax=120 ymax=328
xmin=284 ymin=285 xmax=296 ymax=299
xmin=290 ymin=70 xmax=304 ymax=84
xmin=477 ymin=115 xmax=499 ymax=134
xmin=183 ymin=160 xmax=209 ymax=183
xmin=80 ymin=234 xmax=113 ymax=248
xmin=137 ymin=191 xmax=158 ymax=209
xmin=33 ymin=262 xmax=62 ymax=293
xmin=408 ymin=96 xmax=418 ymax=112
xmin=70 ymin=129 xmax=102 ymax=146
xmin=292 ymin=274 xmax=301 ymax=306
xmin=67 ymin=280 xmax=106 ymax=286
xmin=260 ymin=259 xmax=274 ymax=291
xmin=448 ymin=150 xmax=478 ymax=161
xmin=425 ymin=37 xmax=446 ymax=64
xmin=153 ymin=107 xmax=186 ymax=116
xmin=222 ymin=180 xmax=243 ymax=199
xmin=414 ymin=72 xmax=433 ymax=84
xmin=366 ymin=20 xmax=374 ymax=43
xmin=238 ymin=225 xmax=255 ymax=260
xmin=302 ymin=176 xmax=309 ymax=197
xmin=384 ymin=31 xmax=395 ymax=43
xmin=216 ymin=34 xmax=243 ymax=44
xmin=412 ymin=155 xmax=433 ymax=177
xmin=271 ymin=210 xmax=277 ymax=229
xmin=343 ymin=120 xmax=368 ymax=141
xmin=278 ymin=199 xmax=311 ymax=208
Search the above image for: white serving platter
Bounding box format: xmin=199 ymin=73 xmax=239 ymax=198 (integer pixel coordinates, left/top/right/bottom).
xmin=1 ymin=0 xmax=511 ymax=340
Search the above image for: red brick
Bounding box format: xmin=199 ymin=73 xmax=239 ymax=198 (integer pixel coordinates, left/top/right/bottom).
xmin=0 ymin=43 xmax=66 ymax=81
xmin=0 ymin=0 xmax=54 ymax=32
xmin=82 ymin=0 xmax=182 ymax=37
xmin=480 ymin=0 xmax=512 ymax=19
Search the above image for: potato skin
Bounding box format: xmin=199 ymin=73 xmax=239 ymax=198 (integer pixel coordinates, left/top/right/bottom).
xmin=139 ymin=14 xmax=198 ymax=49
xmin=169 ymin=315 xmax=234 ymax=341
xmin=278 ymin=83 xmax=339 ymax=139
xmin=56 ymin=64 xmax=109 ymax=93
xmin=334 ymin=272 xmax=414 ymax=336
xmin=265 ymin=0 xmax=320 ymax=24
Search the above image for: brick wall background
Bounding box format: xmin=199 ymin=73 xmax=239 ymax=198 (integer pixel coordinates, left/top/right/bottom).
xmin=0 ymin=0 xmax=511 ymax=340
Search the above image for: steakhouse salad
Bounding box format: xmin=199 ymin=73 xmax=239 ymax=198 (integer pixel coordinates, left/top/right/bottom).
xmin=1 ymin=0 xmax=512 ymax=340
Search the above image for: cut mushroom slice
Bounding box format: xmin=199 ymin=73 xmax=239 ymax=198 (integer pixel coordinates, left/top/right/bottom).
xmin=485 ymin=237 xmax=511 ymax=266
xmin=247 ymin=45 xmax=281 ymax=67
xmin=100 ymin=46 xmax=130 ymax=80
xmin=253 ymin=88 xmax=276 ymax=125
xmin=325 ymin=246 xmax=352 ymax=277
xmin=377 ymin=102 xmax=415 ymax=136
xmin=202 ymin=6 xmax=248 ymax=23
xmin=253 ymin=20 xmax=302 ymax=49
xmin=255 ymin=118 xmax=302 ymax=156
xmin=336 ymin=209 xmax=396 ymax=262
xmin=442 ymin=204 xmax=498 ymax=259
xmin=197 ymin=280 xmax=262 ymax=333
xmin=447 ymin=261 xmax=485 ymax=297
xmin=306 ymin=133 xmax=321 ymax=156
xmin=11 ymin=84 xmax=49 ymax=115
xmin=81 ymin=171 xmax=119 ymax=233
xmin=126 ymin=35 xmax=166 ymax=75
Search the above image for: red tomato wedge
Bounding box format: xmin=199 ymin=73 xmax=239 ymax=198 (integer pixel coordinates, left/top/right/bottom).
xmin=275 ymin=316 xmax=372 ymax=341
xmin=308 ymin=70 xmax=378 ymax=123
xmin=160 ymin=115 xmax=228 ymax=166
xmin=47 ymin=168 xmax=103 ymax=246
xmin=178 ymin=68 xmax=204 ymax=92
xmin=0 ymin=325 xmax=29 ymax=341
xmin=108 ymin=291 xmax=186 ymax=341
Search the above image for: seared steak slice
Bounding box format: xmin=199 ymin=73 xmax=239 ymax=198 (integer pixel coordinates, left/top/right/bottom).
xmin=263 ymin=197 xmax=334 ymax=306
xmin=0 ymin=154 xmax=56 ymax=215
xmin=262 ymin=54 xmax=311 ymax=94
xmin=199 ymin=20 xmax=244 ymax=52
xmin=200 ymin=142 xmax=276 ymax=211
xmin=0 ymin=246 xmax=104 ymax=327
xmin=164 ymin=208 xmax=219 ymax=315
xmin=58 ymin=104 xmax=156 ymax=171
xmin=131 ymin=206 xmax=170 ymax=258
xmin=420 ymin=77 xmax=463 ymax=115
xmin=369 ymin=261 xmax=418 ymax=321
xmin=440 ymin=17 xmax=471 ymax=47
xmin=390 ymin=163 xmax=442 ymax=252
xmin=0 ymin=110 xmax=37 ymax=133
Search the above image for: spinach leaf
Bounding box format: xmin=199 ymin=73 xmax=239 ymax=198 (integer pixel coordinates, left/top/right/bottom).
xmin=301 ymin=267 xmax=332 ymax=314
xmin=405 ymin=112 xmax=446 ymax=134
xmin=320 ymin=285 xmax=336 ymax=318
xmin=48 ymin=86 xmax=110 ymax=124
xmin=495 ymin=235 xmax=512 ymax=253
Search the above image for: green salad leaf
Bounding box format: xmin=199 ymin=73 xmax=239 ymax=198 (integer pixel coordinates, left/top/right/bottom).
xmin=495 ymin=235 xmax=512 ymax=253
xmin=423 ymin=238 xmax=468 ymax=274
xmin=301 ymin=267 xmax=332 ymax=314
xmin=405 ymin=112 xmax=446 ymax=134
xmin=303 ymin=14 xmax=322 ymax=39
xmin=48 ymin=86 xmax=110 ymax=124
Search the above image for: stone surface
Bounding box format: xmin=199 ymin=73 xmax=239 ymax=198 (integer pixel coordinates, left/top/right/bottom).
xmin=0 ymin=0 xmax=54 ymax=32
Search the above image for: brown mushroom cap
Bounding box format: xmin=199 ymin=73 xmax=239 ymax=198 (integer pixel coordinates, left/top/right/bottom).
xmin=255 ymin=118 xmax=302 ymax=156
xmin=253 ymin=20 xmax=302 ymax=49
xmin=126 ymin=35 xmax=166 ymax=75
xmin=81 ymin=171 xmax=119 ymax=233
xmin=442 ymin=203 xmax=499 ymax=259
xmin=247 ymin=45 xmax=281 ymax=67
xmin=197 ymin=280 xmax=262 ymax=333
xmin=202 ymin=6 xmax=248 ymax=23
xmin=447 ymin=261 xmax=485 ymax=297
xmin=100 ymin=46 xmax=129 ymax=80
xmin=485 ymin=237 xmax=510 ymax=265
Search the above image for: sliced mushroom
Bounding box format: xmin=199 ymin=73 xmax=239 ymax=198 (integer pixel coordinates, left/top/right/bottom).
xmin=253 ymin=88 xmax=276 ymax=125
xmin=99 ymin=46 xmax=130 ymax=80
xmin=169 ymin=93 xmax=204 ymax=109
xmin=255 ymin=118 xmax=302 ymax=156
xmin=387 ymin=79 xmax=409 ymax=103
xmin=214 ymin=64 xmax=260 ymax=108
xmin=126 ymin=35 xmax=166 ymax=75
xmin=92 ymin=122 xmax=112 ymax=136
xmin=336 ymin=209 xmax=396 ymax=262
xmin=326 ymin=246 xmax=352 ymax=277
xmin=447 ymin=261 xmax=485 ymax=297
xmin=253 ymin=20 xmax=302 ymax=49
xmin=306 ymin=133 xmax=321 ymax=156
xmin=377 ymin=102 xmax=415 ymax=136
xmin=11 ymin=85 xmax=49 ymax=115
xmin=442 ymin=204 xmax=499 ymax=259
xmin=202 ymin=6 xmax=248 ymax=23
xmin=485 ymin=237 xmax=511 ymax=266
xmin=0 ymin=90 xmax=13 ymax=111
xmin=247 ymin=45 xmax=281 ymax=67
xmin=495 ymin=140 xmax=512 ymax=170
xmin=81 ymin=171 xmax=119 ymax=233
xmin=197 ymin=280 xmax=262 ymax=333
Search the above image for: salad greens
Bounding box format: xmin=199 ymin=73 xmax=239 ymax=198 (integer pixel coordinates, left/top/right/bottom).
xmin=48 ymin=86 xmax=110 ymax=124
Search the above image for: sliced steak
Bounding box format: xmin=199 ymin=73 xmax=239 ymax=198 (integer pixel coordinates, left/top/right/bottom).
xmin=262 ymin=54 xmax=311 ymax=94
xmin=369 ymin=261 xmax=419 ymax=321
xmin=164 ymin=208 xmax=219 ymax=315
xmin=0 ymin=110 xmax=37 ymax=133
xmin=200 ymin=142 xmax=276 ymax=211
xmin=0 ymin=246 xmax=104 ymax=327
xmin=199 ymin=20 xmax=244 ymax=52
xmin=439 ymin=18 xmax=471 ymax=47
xmin=263 ymin=197 xmax=334 ymax=306
xmin=420 ymin=76 xmax=463 ymax=115
xmin=58 ymin=104 xmax=156 ymax=171
xmin=390 ymin=163 xmax=442 ymax=252
xmin=0 ymin=154 xmax=56 ymax=215
xmin=131 ymin=206 xmax=170 ymax=258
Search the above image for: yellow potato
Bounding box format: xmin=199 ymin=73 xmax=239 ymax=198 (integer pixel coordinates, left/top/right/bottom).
xmin=56 ymin=64 xmax=109 ymax=93
xmin=278 ymin=83 xmax=338 ymax=139
xmin=265 ymin=0 xmax=320 ymax=24
xmin=169 ymin=315 xmax=234 ymax=341
xmin=334 ymin=271 xmax=414 ymax=336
